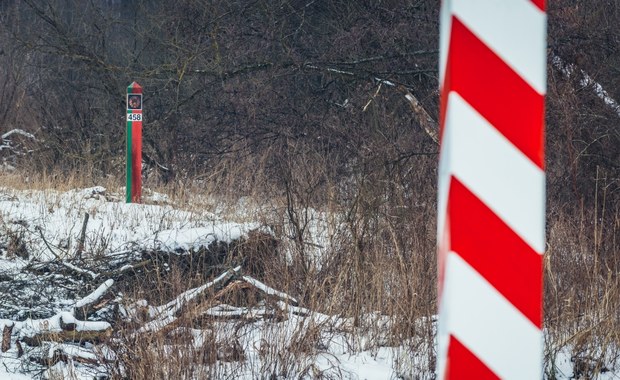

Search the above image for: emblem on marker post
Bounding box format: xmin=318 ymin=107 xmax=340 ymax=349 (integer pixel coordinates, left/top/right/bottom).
xmin=128 ymin=94 xmax=142 ymax=110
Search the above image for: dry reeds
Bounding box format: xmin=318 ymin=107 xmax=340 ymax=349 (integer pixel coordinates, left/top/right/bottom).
xmin=1 ymin=138 xmax=617 ymax=379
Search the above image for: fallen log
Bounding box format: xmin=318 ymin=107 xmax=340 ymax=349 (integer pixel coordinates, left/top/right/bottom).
xmin=21 ymin=327 xmax=113 ymax=347
xmin=21 ymin=313 xmax=112 ymax=347
xmin=28 ymin=342 xmax=109 ymax=367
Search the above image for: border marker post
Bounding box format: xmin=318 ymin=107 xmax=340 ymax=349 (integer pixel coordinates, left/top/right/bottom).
xmin=126 ymin=82 xmax=143 ymax=203
xmin=437 ymin=1 xmax=547 ymax=378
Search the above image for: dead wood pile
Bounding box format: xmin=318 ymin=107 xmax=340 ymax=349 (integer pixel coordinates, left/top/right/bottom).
xmin=0 ymin=230 xmax=302 ymax=375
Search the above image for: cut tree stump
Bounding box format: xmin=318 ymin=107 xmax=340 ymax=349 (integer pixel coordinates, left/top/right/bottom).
xmin=16 ymin=340 xmax=23 ymax=358
xmin=2 ymin=323 xmax=13 ymax=352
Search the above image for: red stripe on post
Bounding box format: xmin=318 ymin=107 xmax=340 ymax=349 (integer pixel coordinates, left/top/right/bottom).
xmin=131 ymin=118 xmax=142 ymax=203
xmin=448 ymin=177 xmax=543 ymax=327
xmin=445 ymin=336 xmax=499 ymax=380
xmin=530 ymin=0 xmax=545 ymax=12
xmin=444 ymin=17 xmax=545 ymax=169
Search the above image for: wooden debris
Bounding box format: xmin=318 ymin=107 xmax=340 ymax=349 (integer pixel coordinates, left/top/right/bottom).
xmin=399 ymin=85 xmax=439 ymax=145
xmin=19 ymin=312 xmax=113 ymax=347
xmin=26 ymin=342 xmax=111 ymax=369
xmin=212 ymin=280 xmax=255 ymax=306
xmin=176 ymin=274 xmax=296 ymax=328
xmin=0 ymin=229 xmax=299 ymax=375
xmin=2 ymin=323 xmax=13 ymax=352
xmin=242 ymin=275 xmax=299 ymax=306
xmin=73 ymin=279 xmax=114 ymax=319
xmin=29 ymin=347 xmax=68 ymax=367
xmin=76 ymin=212 xmax=90 ymax=258
xmin=137 ymin=266 xmax=304 ymax=333
xmin=16 ymin=340 xmax=23 ymax=358
xmin=138 ymin=267 xmax=242 ymax=334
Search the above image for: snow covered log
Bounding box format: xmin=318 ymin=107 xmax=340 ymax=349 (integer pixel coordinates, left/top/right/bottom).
xmin=28 ymin=343 xmax=107 ymax=367
xmin=21 ymin=323 xmax=113 ymax=347
xmin=19 ymin=312 xmax=112 ymax=347
xmin=242 ymin=275 xmax=299 ymax=306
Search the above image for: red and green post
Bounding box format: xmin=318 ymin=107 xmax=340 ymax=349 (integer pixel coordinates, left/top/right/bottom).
xmin=126 ymin=82 xmax=143 ymax=203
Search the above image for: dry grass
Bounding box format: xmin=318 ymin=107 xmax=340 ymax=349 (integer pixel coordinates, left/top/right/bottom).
xmin=544 ymin=201 xmax=620 ymax=378
xmin=0 ymin=169 xmax=119 ymax=192
xmin=1 ymin=152 xmax=617 ymax=378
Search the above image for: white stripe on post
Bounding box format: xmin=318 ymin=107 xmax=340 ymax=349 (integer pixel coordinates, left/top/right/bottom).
xmin=452 ymin=0 xmax=547 ymax=94
xmin=439 ymin=0 xmax=547 ymax=94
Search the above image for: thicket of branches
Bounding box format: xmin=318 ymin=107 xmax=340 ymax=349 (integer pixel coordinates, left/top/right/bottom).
xmin=0 ymin=1 xmax=618 ymax=374
xmin=0 ymin=0 xmax=437 ymax=183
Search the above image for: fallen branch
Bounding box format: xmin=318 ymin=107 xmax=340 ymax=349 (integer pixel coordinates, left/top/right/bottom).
xmin=138 ymin=266 xmax=241 ymax=333
xmin=199 ymin=303 xmax=279 ymax=321
xmin=552 ymin=53 xmax=620 ymax=118
xmin=1 ymin=129 xmax=37 ymax=141
xmin=28 ymin=342 xmax=109 ymax=367
xmin=99 ymin=259 xmax=151 ymax=280
xmin=35 ymin=229 xmax=97 ymax=280
xmin=25 ymin=259 xmax=98 ymax=280
xmin=190 ymin=274 xmax=299 ymax=323
xmin=1 ymin=284 xmax=114 ymax=348
xmin=35 ymin=226 xmax=62 ymax=260
xmin=399 ymin=86 xmax=440 ymax=145
xmin=242 ymin=275 xmax=299 ymax=306
xmin=35 ymin=225 xmax=99 ymax=278
xmin=60 ymin=261 xmax=98 ymax=280
xmin=73 ymin=279 xmax=114 ymax=319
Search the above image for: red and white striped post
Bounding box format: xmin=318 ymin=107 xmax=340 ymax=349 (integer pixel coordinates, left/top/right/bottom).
xmin=126 ymin=82 xmax=143 ymax=203
xmin=437 ymin=1 xmax=546 ymax=378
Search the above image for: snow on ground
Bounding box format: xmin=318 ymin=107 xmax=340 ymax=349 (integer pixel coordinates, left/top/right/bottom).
xmin=0 ymin=186 xmax=618 ymax=379
xmin=0 ymin=186 xmax=258 ymax=262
